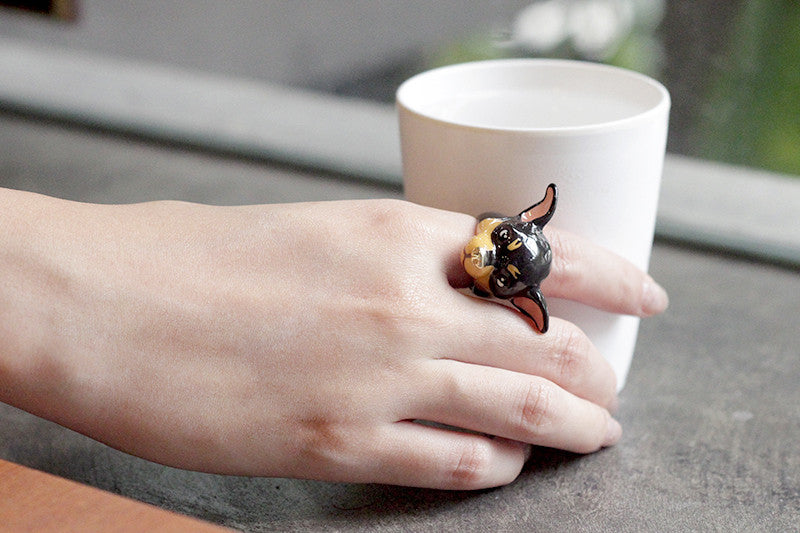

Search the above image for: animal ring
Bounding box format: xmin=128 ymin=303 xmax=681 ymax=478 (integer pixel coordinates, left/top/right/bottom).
xmin=461 ymin=183 xmax=558 ymax=333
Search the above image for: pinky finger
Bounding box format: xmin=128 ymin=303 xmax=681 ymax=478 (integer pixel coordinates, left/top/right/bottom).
xmin=370 ymin=421 xmax=530 ymax=490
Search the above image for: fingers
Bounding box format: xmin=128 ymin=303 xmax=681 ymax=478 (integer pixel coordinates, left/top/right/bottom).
xmin=363 ymin=203 xmax=647 ymax=490
xmin=432 ymin=207 xmax=669 ymax=317
xmin=443 ymin=301 xmax=618 ymax=410
xmin=542 ymin=228 xmax=669 ymax=317
xmin=412 ymin=360 xmax=621 ymax=456
xmin=366 ymin=421 xmax=530 ymax=490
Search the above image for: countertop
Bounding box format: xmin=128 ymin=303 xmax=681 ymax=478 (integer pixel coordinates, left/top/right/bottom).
xmin=1 ymin=112 xmax=798 ymax=531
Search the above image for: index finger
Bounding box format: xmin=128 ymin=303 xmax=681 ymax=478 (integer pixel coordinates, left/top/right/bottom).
xmin=439 ymin=218 xmax=668 ymax=317
xmin=428 ymin=206 xmax=667 ymax=317
xmin=542 ymin=228 xmax=669 ymax=317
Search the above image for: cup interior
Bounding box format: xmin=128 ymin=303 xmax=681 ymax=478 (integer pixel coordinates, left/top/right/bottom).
xmin=397 ymin=59 xmax=669 ymax=131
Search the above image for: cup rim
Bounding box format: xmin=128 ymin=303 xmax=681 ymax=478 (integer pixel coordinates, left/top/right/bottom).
xmin=396 ymin=58 xmax=671 ymax=135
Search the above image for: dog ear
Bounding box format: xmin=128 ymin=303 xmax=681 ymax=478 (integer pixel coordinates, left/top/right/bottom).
xmin=511 ymin=287 xmax=549 ymax=333
xmin=518 ymin=183 xmax=558 ymax=228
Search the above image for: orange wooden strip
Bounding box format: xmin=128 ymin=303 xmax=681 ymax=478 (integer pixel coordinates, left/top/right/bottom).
xmin=0 ymin=459 xmax=232 ymax=532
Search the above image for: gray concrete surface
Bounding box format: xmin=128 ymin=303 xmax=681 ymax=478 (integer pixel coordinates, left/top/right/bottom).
xmin=1 ymin=112 xmax=799 ymax=531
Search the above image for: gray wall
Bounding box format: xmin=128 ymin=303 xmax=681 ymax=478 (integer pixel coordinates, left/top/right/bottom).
xmin=0 ymin=1 xmax=530 ymax=88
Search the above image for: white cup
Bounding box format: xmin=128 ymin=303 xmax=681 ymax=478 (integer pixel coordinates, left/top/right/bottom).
xmin=397 ymin=59 xmax=670 ymax=390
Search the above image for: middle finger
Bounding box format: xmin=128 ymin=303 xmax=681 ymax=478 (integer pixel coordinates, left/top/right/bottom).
xmin=435 ymin=290 xmax=618 ymax=410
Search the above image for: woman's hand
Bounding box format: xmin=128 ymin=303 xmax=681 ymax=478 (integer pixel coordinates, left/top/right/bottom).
xmin=0 ymin=191 xmax=667 ymax=490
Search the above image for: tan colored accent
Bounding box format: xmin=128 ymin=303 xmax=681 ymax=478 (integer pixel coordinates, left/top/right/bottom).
xmin=476 ymin=217 xmax=503 ymax=234
xmin=463 ymin=217 xmax=503 ymax=280
xmin=507 ymin=238 xmax=522 ymax=251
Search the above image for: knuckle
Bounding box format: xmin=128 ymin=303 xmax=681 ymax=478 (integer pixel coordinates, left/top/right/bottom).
xmin=513 ymin=380 xmax=554 ymax=434
xmin=606 ymin=268 xmax=644 ymax=315
xmin=294 ymin=414 xmax=353 ymax=469
xmin=439 ymin=367 xmax=472 ymax=400
xmin=364 ymin=198 xmax=422 ymax=237
xmin=354 ymin=200 xmax=439 ymax=306
xmin=550 ymin=324 xmax=593 ymax=387
xmin=545 ymin=230 xmax=581 ymax=285
xmin=445 ymin=440 xmax=494 ymax=489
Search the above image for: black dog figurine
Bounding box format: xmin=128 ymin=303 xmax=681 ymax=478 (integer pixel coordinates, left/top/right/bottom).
xmin=461 ymin=183 xmax=558 ymax=333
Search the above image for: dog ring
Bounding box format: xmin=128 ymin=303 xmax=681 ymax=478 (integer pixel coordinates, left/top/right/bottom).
xmin=461 ymin=183 xmax=558 ymax=333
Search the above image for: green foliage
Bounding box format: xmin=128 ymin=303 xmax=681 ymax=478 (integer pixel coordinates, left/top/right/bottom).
xmin=418 ymin=2 xmax=800 ymax=177
xmin=696 ymin=0 xmax=800 ymax=176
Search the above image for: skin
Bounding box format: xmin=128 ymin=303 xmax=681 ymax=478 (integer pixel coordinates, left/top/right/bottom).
xmin=0 ymin=187 xmax=668 ymax=490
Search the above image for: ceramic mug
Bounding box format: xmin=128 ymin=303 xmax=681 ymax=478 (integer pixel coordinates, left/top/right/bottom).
xmin=397 ymin=59 xmax=670 ymax=390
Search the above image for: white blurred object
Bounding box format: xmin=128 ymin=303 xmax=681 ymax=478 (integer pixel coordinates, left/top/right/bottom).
xmin=568 ymin=0 xmax=634 ymax=58
xmin=513 ymin=0 xmax=664 ymax=60
xmin=513 ymin=0 xmax=570 ymax=52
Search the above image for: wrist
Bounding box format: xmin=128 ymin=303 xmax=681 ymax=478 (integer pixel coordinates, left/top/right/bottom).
xmin=0 ymin=188 xmax=84 ymax=414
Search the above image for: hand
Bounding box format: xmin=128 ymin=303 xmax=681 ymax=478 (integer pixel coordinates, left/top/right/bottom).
xmin=0 ymin=193 xmax=667 ymax=490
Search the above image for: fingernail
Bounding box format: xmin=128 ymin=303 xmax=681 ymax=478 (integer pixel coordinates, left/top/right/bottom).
xmin=641 ymin=277 xmax=669 ymax=316
xmin=603 ymin=417 xmax=623 ymax=448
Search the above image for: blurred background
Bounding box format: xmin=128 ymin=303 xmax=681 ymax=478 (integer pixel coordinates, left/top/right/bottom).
xmin=0 ymin=0 xmax=799 ymax=178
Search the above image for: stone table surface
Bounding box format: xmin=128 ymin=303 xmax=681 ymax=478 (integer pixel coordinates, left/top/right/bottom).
xmin=1 ymin=112 xmax=798 ymax=531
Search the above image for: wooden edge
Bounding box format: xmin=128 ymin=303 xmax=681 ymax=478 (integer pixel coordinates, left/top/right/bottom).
xmin=0 ymin=459 xmax=232 ymax=532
